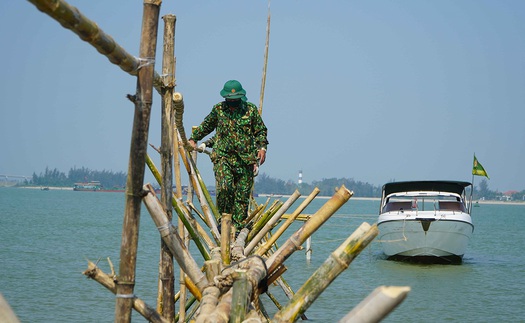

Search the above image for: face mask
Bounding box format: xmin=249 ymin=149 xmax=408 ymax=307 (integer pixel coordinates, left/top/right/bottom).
xmin=226 ymin=100 xmax=241 ymax=108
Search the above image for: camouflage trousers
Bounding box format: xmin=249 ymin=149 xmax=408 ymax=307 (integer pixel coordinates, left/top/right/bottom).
xmin=213 ymin=155 xmax=254 ymax=229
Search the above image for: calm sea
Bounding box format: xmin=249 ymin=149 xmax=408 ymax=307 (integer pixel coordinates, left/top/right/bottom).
xmin=1 ymin=187 xmax=524 ymax=322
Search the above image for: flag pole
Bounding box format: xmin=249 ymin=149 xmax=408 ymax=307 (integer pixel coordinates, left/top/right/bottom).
xmin=470 ymin=154 xmax=475 ymax=211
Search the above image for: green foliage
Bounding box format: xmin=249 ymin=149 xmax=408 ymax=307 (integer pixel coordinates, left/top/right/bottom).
xmin=255 ymin=173 xmax=382 ymax=197
xmin=31 ymin=166 xmax=126 ymax=189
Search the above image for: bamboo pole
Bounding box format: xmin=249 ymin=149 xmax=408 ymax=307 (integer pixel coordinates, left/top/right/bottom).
xmin=230 ymin=270 xmax=249 ymax=323
xmin=0 ymin=293 xmax=20 ymax=323
xmin=157 ymin=14 xmax=176 ymax=320
xmin=83 ymin=261 xmax=169 ymax=323
xmin=245 ymin=190 xmax=300 ymax=255
xmin=339 ymin=286 xmax=411 ymax=323
xmin=256 ymin=187 xmax=320 ymax=256
xmin=221 ymin=213 xmax=233 ymax=266
xmin=258 ymin=0 xmax=271 ymax=115
xmin=115 ymin=2 xmax=161 ymax=322
xmin=272 ymin=222 xmax=379 ymax=322
xmin=266 ymin=186 xmax=353 ymax=277
xmin=143 ymin=183 xmax=209 ymax=292
xmin=27 ymin=0 xmax=165 ymax=93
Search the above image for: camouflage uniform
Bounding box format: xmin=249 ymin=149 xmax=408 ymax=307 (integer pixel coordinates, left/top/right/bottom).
xmin=191 ymin=100 xmax=268 ymax=228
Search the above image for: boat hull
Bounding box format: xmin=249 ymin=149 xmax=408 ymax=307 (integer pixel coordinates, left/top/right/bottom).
xmin=377 ymin=219 xmax=473 ymax=263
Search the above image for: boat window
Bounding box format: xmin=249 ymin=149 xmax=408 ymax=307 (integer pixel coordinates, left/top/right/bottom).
xmin=438 ymin=201 xmax=466 ymax=212
xmin=383 ymin=201 xmax=413 ymax=212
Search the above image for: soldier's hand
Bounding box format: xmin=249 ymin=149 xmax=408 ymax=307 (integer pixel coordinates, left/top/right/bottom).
xmin=258 ymin=149 xmax=266 ymax=165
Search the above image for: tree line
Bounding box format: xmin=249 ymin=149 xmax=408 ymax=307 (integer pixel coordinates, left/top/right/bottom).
xmin=26 ymin=167 xmax=523 ymax=201
xmin=30 ymin=166 xmax=126 ymax=189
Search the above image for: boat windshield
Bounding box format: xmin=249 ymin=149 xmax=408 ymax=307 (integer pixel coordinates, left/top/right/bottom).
xmin=383 ymin=195 xmax=466 ymax=213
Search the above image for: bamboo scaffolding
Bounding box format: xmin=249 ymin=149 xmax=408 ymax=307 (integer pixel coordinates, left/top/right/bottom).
xmin=28 ymin=3 xmax=410 ymax=321
xmin=27 ymin=0 xmax=165 ymax=93
xmin=256 ymin=187 xmax=320 ymax=256
xmin=266 ymin=186 xmax=353 ymax=277
xmin=339 ymin=286 xmax=411 ymax=323
xmin=83 ymin=260 xmax=168 ymax=323
xmin=245 ymin=190 xmax=300 ymax=255
xmin=157 ymin=14 xmax=176 ymax=320
xmin=114 ymin=1 xmax=161 ymax=322
xmin=143 ymin=183 xmax=209 ymax=292
xmin=272 ymin=222 xmax=379 ymax=322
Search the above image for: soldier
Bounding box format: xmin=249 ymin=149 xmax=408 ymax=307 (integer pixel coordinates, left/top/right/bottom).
xmin=188 ymin=80 xmax=269 ymax=230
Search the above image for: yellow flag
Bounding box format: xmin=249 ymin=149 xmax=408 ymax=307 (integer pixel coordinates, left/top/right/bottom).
xmin=472 ymin=155 xmax=489 ymax=179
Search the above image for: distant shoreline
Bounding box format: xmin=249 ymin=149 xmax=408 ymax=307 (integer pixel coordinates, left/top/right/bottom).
xmin=259 ymin=194 xmax=525 ymax=206
xmin=11 ymin=188 xmax=525 ymax=206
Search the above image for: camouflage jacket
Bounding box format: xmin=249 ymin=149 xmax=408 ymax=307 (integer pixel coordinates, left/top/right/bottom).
xmin=191 ymin=101 xmax=268 ymax=165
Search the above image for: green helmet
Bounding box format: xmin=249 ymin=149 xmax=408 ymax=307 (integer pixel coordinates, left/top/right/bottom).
xmin=220 ymin=80 xmax=246 ymax=99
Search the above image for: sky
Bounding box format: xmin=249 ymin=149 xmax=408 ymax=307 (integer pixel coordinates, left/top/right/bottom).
xmin=1 ymin=1 xmax=524 ymax=192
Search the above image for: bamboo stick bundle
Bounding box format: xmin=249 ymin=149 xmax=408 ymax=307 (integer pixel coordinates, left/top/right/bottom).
xmin=245 ymin=202 xmax=266 ymax=225
xmin=338 ymin=286 xmax=410 ymax=323
xmin=272 ymin=222 xmax=379 ymax=322
xmin=245 ymin=190 xmax=300 ymax=255
xmin=143 ymin=184 xmax=209 ymax=292
xmin=145 ymin=155 xmax=212 ymax=260
xmin=247 ymin=200 xmax=282 ymax=243
xmin=27 ymin=0 xmax=164 ymax=93
xmin=255 ymin=187 xmax=320 ymax=256
xmin=82 ymin=260 xmax=168 ymax=323
xmin=172 ymin=127 xmax=221 ymax=242
xmin=265 ymin=186 xmax=353 ymax=277
xmin=176 ymin=135 xmax=221 ymax=243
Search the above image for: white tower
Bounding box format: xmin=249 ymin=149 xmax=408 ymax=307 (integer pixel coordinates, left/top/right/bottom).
xmin=298 ymin=170 xmax=303 ymax=184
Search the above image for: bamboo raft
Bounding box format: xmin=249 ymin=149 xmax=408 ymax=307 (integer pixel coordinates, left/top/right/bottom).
xmin=6 ymin=1 xmax=411 ymax=322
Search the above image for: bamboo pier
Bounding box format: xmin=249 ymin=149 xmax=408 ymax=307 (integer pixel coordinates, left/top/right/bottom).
xmin=10 ymin=1 xmax=412 ymax=322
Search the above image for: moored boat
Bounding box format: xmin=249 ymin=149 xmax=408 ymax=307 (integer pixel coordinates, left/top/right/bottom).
xmin=73 ymin=181 xmax=102 ymax=191
xmin=377 ymin=180 xmax=473 ymax=264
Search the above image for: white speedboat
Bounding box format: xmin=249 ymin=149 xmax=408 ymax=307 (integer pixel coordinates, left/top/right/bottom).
xmin=377 ymin=181 xmax=473 ymax=264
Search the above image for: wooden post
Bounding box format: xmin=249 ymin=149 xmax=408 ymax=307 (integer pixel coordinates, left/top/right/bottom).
xmin=157 ymin=13 xmax=176 ymax=321
xmin=115 ymin=1 xmax=161 ymax=322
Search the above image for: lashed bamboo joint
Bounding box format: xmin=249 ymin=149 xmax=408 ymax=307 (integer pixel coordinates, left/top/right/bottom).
xmin=24 ymin=0 xmax=411 ymax=322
